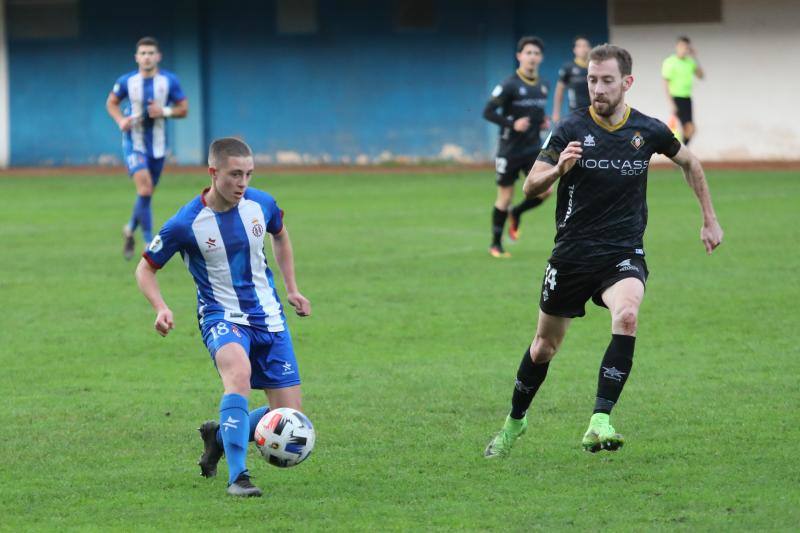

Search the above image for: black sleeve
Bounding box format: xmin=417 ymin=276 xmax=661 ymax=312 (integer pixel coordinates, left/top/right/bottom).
xmin=558 ymin=63 xmax=570 ymax=84
xmin=536 ymin=120 xmax=572 ymax=165
xmin=482 ymin=81 xmax=514 ymax=128
xmin=653 ymin=120 xmax=682 ymax=157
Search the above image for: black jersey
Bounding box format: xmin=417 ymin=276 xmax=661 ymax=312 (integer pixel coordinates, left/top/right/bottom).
xmin=537 ymin=106 xmax=681 ymax=263
xmin=558 ymin=60 xmax=590 ymax=111
xmin=483 ymin=70 xmax=549 ymax=159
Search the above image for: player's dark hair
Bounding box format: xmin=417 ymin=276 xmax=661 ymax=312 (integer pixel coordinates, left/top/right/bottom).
xmin=517 ymin=36 xmax=544 ymax=53
xmin=208 ymin=137 xmax=253 ymax=167
xmin=573 ymin=35 xmax=590 ymax=46
xmin=677 ymin=35 xmax=691 ymax=44
xmin=589 ymin=44 xmax=633 ymax=76
xmin=136 ymin=36 xmax=160 ymax=52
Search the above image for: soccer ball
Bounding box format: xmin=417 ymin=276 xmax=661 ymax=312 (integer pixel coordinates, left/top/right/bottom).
xmin=254 ymin=408 xmax=315 ymax=468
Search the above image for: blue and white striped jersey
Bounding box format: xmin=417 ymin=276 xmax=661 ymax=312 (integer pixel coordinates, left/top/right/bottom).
xmin=111 ymin=69 xmax=186 ymax=159
xmin=143 ymin=188 xmax=287 ymax=332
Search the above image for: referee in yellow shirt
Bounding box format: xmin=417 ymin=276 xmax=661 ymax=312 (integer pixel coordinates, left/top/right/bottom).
xmin=662 ymin=36 xmax=704 ymax=145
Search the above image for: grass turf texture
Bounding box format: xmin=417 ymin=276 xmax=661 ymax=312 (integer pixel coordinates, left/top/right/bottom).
xmin=1 ymin=168 xmax=798 ymax=530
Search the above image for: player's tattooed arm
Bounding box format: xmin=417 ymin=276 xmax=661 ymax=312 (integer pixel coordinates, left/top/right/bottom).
xmin=670 ymin=145 xmax=723 ymax=254
xmin=270 ymin=229 xmax=311 ymax=317
xmin=523 ymin=141 xmax=582 ymax=197
xmin=135 ymin=258 xmax=175 ymax=336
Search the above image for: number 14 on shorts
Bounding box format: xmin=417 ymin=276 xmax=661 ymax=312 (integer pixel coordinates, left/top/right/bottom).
xmin=543 ymin=263 xmax=557 ymax=301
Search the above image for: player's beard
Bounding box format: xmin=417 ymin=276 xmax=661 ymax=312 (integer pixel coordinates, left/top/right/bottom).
xmin=591 ymin=93 xmax=623 ymax=117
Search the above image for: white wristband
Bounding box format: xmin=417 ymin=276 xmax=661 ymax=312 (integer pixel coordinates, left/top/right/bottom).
xmin=162 ymin=106 xmax=173 ymax=118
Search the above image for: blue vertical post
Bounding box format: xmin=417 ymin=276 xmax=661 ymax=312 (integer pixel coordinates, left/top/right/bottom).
xmin=484 ymin=0 xmax=514 ymax=160
xmin=172 ymin=0 xmax=204 ymax=165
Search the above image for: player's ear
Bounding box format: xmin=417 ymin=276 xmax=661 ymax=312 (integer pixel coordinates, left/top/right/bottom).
xmin=623 ymin=75 xmax=634 ymax=92
xmin=208 ymin=166 xmax=217 ymax=179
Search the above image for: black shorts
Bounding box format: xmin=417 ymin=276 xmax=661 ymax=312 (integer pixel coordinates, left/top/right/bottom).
xmin=673 ymin=96 xmax=693 ymax=124
xmin=495 ymin=153 xmax=538 ymax=187
xmin=539 ymin=254 xmax=649 ymax=318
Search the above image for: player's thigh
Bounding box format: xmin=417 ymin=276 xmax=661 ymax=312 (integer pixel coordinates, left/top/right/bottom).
xmin=214 ymin=343 xmax=252 ymax=392
xmin=600 ymin=277 xmax=645 ymax=335
xmin=530 ymin=309 xmax=572 ymax=363
xmin=132 ymin=168 xmax=154 ymax=196
xmin=202 ymin=320 xmax=252 ymax=390
xmin=266 ymin=385 xmax=303 ymax=411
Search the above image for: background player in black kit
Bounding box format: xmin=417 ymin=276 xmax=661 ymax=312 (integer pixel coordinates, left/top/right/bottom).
xmin=483 ymin=36 xmax=551 ymax=258
xmin=552 ymin=36 xmax=591 ymax=123
xmin=484 ymin=44 xmax=723 ymax=458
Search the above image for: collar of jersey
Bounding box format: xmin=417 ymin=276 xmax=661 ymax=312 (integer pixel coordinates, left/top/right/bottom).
xmin=589 ymin=105 xmax=631 ymax=132
xmin=515 ymin=69 xmax=539 ymax=86
xmin=574 ymin=58 xmax=588 ymax=68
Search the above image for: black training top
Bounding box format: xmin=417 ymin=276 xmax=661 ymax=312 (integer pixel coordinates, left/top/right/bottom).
xmin=558 ymin=60 xmax=590 ymax=111
xmin=537 ymin=106 xmax=682 ymax=263
xmin=483 ymin=70 xmax=549 ymax=159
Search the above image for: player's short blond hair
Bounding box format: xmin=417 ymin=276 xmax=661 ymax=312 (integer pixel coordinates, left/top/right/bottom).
xmin=208 ymin=137 xmax=253 ymax=168
xmin=589 ymin=44 xmax=633 ymax=77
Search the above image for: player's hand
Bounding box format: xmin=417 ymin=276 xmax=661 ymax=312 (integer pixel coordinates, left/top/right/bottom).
xmin=556 ymin=141 xmax=583 ymax=176
xmin=513 ymin=117 xmax=531 ymax=132
xmin=287 ymin=291 xmax=311 ymax=317
xmin=552 ymin=111 xmax=560 ymax=123
xmin=701 ymin=219 xmax=723 ymax=254
xmin=147 ymin=99 xmax=164 ymax=118
xmin=154 ymin=308 xmax=175 ymax=336
xmin=117 ymin=116 xmax=134 ymax=132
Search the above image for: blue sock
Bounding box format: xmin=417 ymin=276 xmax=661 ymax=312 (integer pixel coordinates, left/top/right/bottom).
xmin=219 ymin=393 xmax=250 ymax=484
xmin=135 ymin=195 xmax=153 ymax=244
xmin=128 ymin=199 xmax=139 ymax=232
xmin=216 ymin=405 xmax=270 ymax=446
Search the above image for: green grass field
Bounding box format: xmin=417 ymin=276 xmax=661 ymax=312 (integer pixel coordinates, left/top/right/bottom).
xmin=1 ymin=167 xmax=798 ymax=531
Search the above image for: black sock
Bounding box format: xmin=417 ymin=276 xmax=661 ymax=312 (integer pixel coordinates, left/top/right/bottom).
xmin=510 ymin=346 xmax=550 ymax=419
xmin=491 ymin=207 xmax=508 ymax=246
xmin=511 ymin=197 xmax=544 ymax=220
xmin=593 ymin=334 xmax=635 ymax=414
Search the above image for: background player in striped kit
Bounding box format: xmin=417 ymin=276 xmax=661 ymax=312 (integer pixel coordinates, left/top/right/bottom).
xmin=135 ymin=138 xmax=311 ymax=497
xmin=106 ymin=36 xmax=188 ymax=260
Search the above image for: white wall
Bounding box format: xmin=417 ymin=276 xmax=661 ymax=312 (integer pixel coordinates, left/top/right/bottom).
xmin=610 ymin=0 xmax=800 ymax=161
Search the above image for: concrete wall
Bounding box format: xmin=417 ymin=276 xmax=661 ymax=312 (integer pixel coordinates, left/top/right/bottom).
xmin=4 ymin=0 xmax=608 ymax=165
xmin=610 ymin=0 xmax=800 ymax=160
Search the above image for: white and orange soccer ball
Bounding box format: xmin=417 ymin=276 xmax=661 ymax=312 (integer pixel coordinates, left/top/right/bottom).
xmin=254 ymin=408 xmax=316 ymax=468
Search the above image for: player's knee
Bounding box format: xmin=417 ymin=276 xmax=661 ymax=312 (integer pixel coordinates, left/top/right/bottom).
xmin=530 ymin=336 xmax=558 ymax=364
xmin=613 ymin=307 xmax=638 ymax=334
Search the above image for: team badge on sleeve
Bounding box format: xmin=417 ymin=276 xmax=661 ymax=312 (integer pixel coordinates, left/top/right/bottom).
xmin=149 ymin=235 xmax=163 ymax=253
xmin=631 ymin=132 xmax=645 ymax=150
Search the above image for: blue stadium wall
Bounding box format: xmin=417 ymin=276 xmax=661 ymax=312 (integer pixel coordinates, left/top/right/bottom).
xmin=6 ymin=0 xmax=607 ymax=165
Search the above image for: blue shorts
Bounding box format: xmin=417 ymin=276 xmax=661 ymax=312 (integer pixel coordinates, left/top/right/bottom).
xmin=123 ymin=142 xmax=165 ymax=185
xmin=201 ymin=320 xmax=301 ymax=390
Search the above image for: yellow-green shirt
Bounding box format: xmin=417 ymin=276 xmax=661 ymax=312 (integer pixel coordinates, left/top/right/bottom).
xmin=661 ymin=54 xmax=697 ymax=98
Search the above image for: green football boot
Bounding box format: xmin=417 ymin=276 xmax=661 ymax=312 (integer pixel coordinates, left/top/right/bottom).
xmin=582 ymin=413 xmax=625 ymax=453
xmin=484 ymin=415 xmax=528 ymax=458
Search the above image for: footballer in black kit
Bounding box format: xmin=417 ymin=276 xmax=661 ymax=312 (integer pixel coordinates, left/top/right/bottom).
xmin=553 ymin=36 xmax=592 ymax=123
xmin=482 ymin=36 xmax=551 ymax=258
xmin=484 ymin=44 xmax=723 ymax=459
xmin=537 ymin=105 xmax=680 ymax=317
